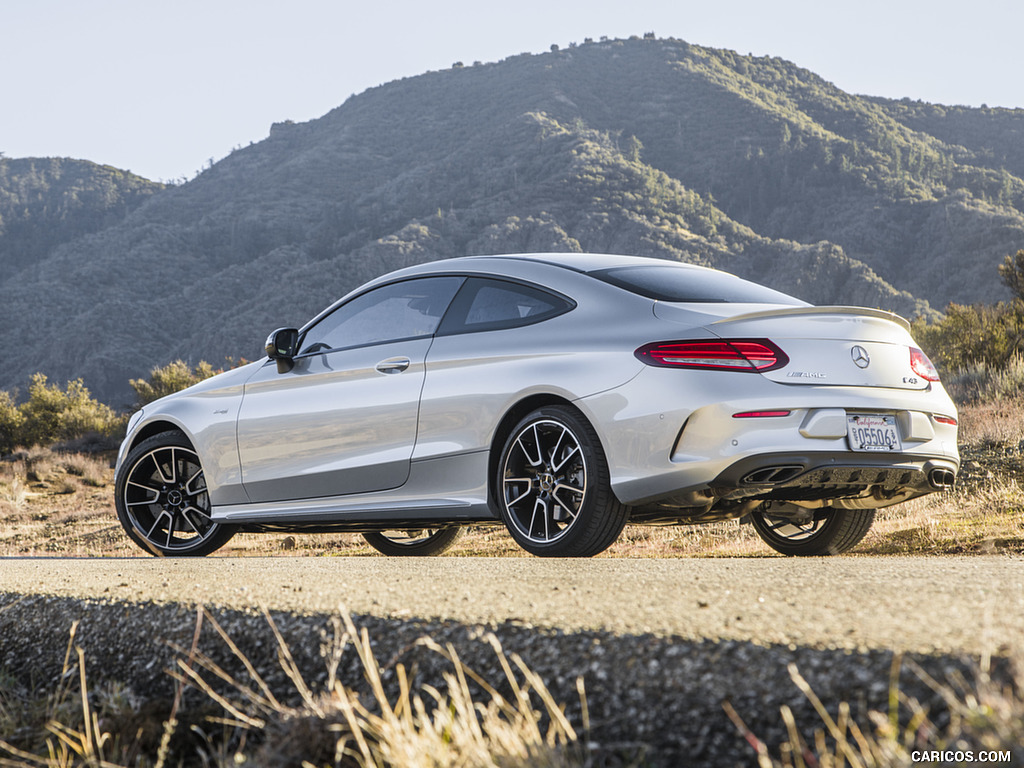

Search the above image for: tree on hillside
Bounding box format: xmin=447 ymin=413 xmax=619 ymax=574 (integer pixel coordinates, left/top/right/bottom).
xmin=998 ymin=249 xmax=1024 ymax=301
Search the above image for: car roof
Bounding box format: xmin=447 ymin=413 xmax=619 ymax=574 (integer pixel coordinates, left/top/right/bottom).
xmin=384 ymin=253 xmax=715 ymax=280
xmin=465 ymin=252 xmax=709 ymax=273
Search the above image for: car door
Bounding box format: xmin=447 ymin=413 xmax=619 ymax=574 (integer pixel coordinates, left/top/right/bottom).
xmin=236 ymin=276 xmax=463 ymax=504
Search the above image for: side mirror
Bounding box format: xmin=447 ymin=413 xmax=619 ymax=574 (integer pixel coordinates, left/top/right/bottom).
xmin=265 ymin=327 xmax=299 ymax=373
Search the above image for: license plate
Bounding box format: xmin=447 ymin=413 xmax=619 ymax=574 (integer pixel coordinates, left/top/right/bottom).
xmin=847 ymin=414 xmax=902 ymax=452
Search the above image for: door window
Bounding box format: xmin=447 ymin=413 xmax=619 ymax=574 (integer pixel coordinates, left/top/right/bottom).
xmin=300 ymin=276 xmax=463 ymax=355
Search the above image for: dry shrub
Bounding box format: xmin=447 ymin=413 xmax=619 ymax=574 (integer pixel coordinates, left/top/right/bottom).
xmin=176 ymin=609 xmax=588 ymax=768
xmin=0 ymin=610 xmax=594 ymax=768
xmin=59 ymin=453 xmax=109 ymax=488
xmin=0 ymin=466 xmax=28 ymax=511
xmin=728 ymin=655 xmax=1024 ymax=767
xmin=957 ymin=397 xmax=1024 ymax=448
xmin=51 ymin=476 xmax=79 ymax=496
xmin=15 ymin=447 xmax=58 ymax=484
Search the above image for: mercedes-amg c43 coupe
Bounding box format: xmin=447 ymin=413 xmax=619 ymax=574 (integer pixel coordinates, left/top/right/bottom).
xmin=115 ymin=253 xmax=959 ymax=557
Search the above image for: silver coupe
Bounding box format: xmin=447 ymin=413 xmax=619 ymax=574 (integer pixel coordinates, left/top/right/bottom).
xmin=114 ymin=253 xmax=959 ymax=557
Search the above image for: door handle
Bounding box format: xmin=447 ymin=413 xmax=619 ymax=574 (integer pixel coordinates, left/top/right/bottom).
xmin=375 ymin=356 xmax=411 ymax=374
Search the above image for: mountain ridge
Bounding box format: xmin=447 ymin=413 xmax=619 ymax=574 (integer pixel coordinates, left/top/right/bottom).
xmin=2 ymin=36 xmax=1022 ymax=404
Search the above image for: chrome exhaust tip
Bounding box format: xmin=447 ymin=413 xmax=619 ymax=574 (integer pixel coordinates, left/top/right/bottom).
xmin=928 ymin=467 xmax=956 ymax=490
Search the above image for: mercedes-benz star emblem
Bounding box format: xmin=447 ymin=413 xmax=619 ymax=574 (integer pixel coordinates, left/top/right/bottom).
xmin=851 ymin=345 xmax=870 ymax=369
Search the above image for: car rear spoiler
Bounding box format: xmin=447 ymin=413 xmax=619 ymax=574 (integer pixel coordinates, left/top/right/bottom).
xmin=710 ymin=305 xmax=911 ymax=332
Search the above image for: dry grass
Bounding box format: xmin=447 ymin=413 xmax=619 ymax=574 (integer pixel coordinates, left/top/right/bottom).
xmin=728 ymin=655 xmax=1024 ymax=767
xmin=958 ymin=395 xmax=1024 ymax=448
xmin=0 ymin=610 xmax=594 ymax=768
xmin=1 ymin=610 xmax=1020 ymax=767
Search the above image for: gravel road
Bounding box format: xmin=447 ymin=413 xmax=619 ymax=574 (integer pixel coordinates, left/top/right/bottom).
xmin=2 ymin=555 xmax=1022 ymax=653
xmin=2 ymin=555 xmax=1022 ymax=765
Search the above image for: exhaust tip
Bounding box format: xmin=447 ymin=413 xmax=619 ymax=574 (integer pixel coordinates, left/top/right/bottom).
xmin=741 ymin=465 xmax=804 ymax=485
xmin=928 ymin=467 xmax=956 ymax=490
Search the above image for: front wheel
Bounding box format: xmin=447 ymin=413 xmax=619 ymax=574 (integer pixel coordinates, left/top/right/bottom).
xmin=115 ymin=431 xmax=235 ymax=557
xmin=750 ymin=505 xmax=875 ymax=556
xmin=496 ymin=405 xmax=629 ymax=557
xmin=362 ymin=527 xmax=462 ymax=556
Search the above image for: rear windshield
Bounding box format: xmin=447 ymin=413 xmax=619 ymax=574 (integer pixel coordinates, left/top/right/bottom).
xmin=591 ymin=265 xmax=799 ymax=304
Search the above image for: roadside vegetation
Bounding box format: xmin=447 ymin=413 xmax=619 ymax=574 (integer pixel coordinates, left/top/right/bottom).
xmin=0 ymin=607 xmax=1020 ymax=767
xmin=0 ymin=611 xmax=592 ymax=768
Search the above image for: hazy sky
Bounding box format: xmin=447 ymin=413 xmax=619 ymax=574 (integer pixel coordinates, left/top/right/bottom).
xmin=3 ymin=0 xmax=1021 ymax=182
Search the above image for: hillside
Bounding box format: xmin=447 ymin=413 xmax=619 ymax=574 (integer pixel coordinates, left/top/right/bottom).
xmin=0 ymin=157 xmax=164 ymax=285
xmin=2 ymin=37 xmax=1023 ymax=405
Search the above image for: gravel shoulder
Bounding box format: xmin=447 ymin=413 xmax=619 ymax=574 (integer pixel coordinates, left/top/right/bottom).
xmin=2 ymin=556 xmax=1022 ymax=765
xmin=2 ymin=555 xmax=1022 ymax=654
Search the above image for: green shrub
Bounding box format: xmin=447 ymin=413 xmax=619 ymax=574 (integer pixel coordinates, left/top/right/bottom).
xmin=0 ymin=390 xmax=25 ymax=454
xmin=911 ymin=301 xmax=1024 ymax=373
xmin=0 ymin=359 xmax=245 ymax=455
xmin=7 ymin=374 xmax=123 ymax=451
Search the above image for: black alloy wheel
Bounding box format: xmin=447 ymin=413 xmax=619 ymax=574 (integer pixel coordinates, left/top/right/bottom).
xmin=115 ymin=431 xmax=235 ymax=557
xmin=750 ymin=504 xmax=875 ymax=556
xmin=497 ymin=405 xmax=629 ymax=557
xmin=362 ymin=527 xmax=463 ymax=556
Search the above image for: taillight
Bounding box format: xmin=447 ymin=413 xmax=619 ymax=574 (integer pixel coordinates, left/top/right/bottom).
xmin=910 ymin=347 xmax=940 ymax=382
xmin=635 ymin=339 xmax=788 ymax=372
xmin=934 ymin=415 xmax=957 ymax=426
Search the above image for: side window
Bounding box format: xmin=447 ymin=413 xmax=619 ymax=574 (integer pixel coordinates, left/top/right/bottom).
xmin=439 ymin=278 xmax=573 ymax=335
xmin=300 ymin=276 xmax=463 ymax=355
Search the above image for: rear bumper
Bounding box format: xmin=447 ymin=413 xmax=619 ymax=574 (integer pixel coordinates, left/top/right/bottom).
xmin=707 ymin=450 xmax=957 ymax=503
xmin=578 ymin=366 xmax=959 ymax=508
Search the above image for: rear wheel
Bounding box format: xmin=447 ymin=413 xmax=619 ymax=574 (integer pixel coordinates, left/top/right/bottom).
xmin=362 ymin=527 xmax=462 ymax=556
xmin=115 ymin=431 xmax=235 ymax=557
xmin=750 ymin=504 xmax=874 ymax=556
xmin=497 ymin=405 xmax=629 ymax=557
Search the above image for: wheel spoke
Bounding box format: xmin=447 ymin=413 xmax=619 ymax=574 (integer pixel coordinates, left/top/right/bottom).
xmin=178 ymin=509 xmax=204 ymax=535
xmin=516 ymin=427 xmax=543 ymax=467
xmin=182 ymin=502 xmax=211 ymax=521
xmin=548 ymin=426 xmax=566 ymax=467
xmin=184 ymin=467 xmax=205 ymax=495
xmin=146 ymin=510 xmax=169 ymax=540
xmin=551 ymin=445 xmax=579 ymax=473
xmin=762 ymin=512 xmax=824 ymax=542
xmin=128 ymin=480 xmax=161 ymax=496
xmin=552 ymin=483 xmax=583 ymax=514
xmin=528 ymin=497 xmax=545 ymax=539
xmin=503 ymin=477 xmax=534 ymax=506
xmin=154 ymin=449 xmax=176 ymax=485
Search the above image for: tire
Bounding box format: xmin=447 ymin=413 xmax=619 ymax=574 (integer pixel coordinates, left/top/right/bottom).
xmin=496 ymin=405 xmax=629 ymax=557
xmin=750 ymin=505 xmax=875 ymax=556
xmin=362 ymin=527 xmax=462 ymax=556
xmin=115 ymin=431 xmax=235 ymax=557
